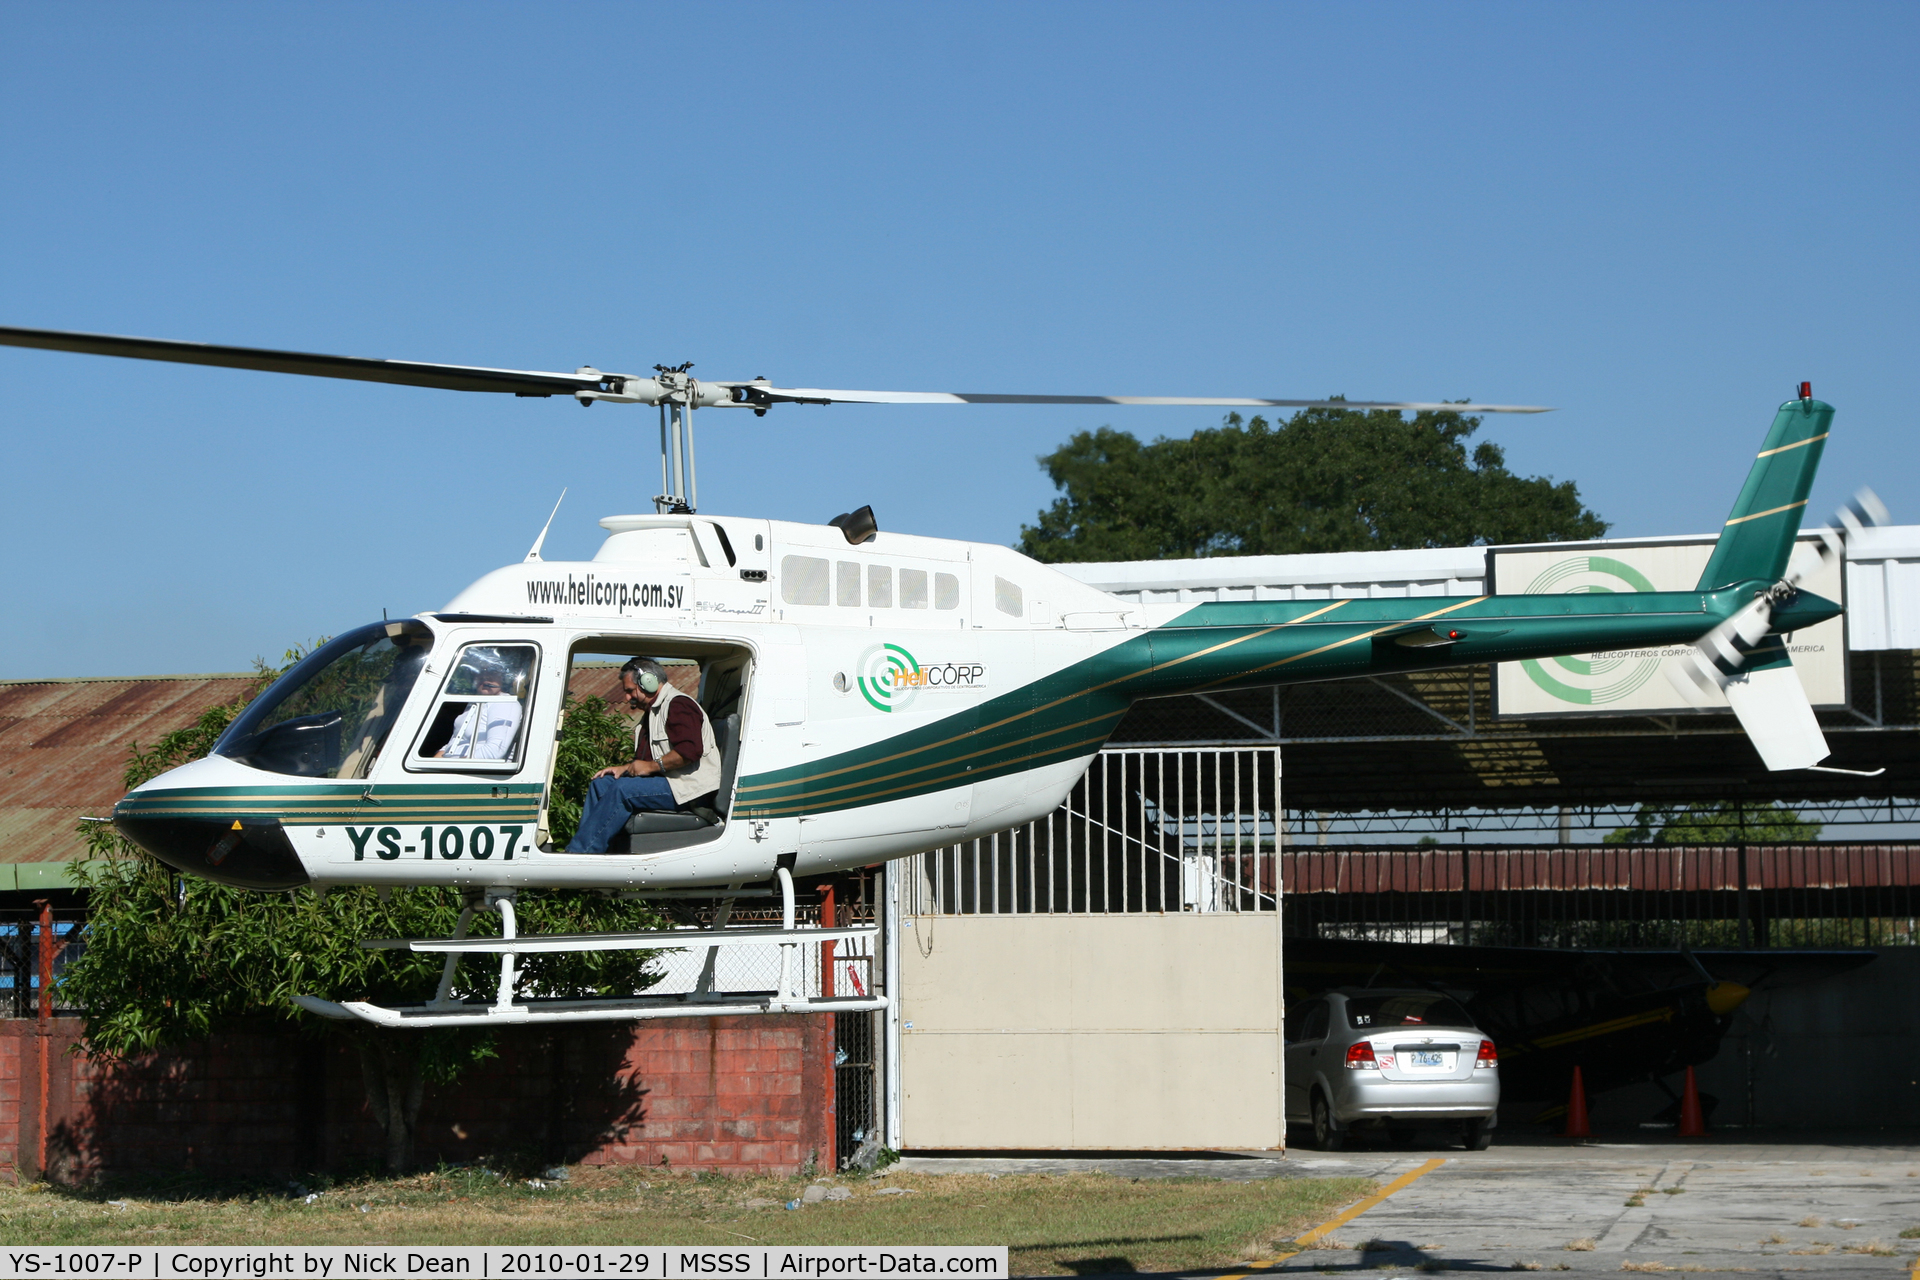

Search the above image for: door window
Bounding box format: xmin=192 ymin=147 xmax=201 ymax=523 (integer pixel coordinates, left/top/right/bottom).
xmin=411 ymin=643 xmax=538 ymax=770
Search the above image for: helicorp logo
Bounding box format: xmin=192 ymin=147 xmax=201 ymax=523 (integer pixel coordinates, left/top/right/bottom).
xmin=855 ymin=644 xmax=988 ymax=713
xmin=857 ymin=643 xmax=920 ymax=712
xmin=1518 ymin=555 xmax=1664 ymax=706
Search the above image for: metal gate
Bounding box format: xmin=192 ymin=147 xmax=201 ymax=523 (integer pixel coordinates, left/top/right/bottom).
xmin=907 ymin=747 xmax=1282 ymax=915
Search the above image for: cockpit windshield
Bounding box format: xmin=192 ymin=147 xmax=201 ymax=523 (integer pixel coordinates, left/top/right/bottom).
xmin=215 ymin=620 xmax=432 ymax=778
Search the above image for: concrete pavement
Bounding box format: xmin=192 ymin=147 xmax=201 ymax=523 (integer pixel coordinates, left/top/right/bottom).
xmin=899 ymin=1134 xmax=1920 ymax=1276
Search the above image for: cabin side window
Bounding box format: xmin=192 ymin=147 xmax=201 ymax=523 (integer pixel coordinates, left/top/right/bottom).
xmin=836 ymin=561 xmax=861 ymax=607
xmin=868 ymin=565 xmax=893 ymax=608
xmin=994 ymin=576 xmax=1024 ymax=617
xmin=900 ymin=568 xmax=929 ymax=609
xmin=780 ymin=556 xmax=830 ymax=605
xmin=412 ymin=643 xmax=538 ymax=770
xmin=935 ymin=572 xmax=960 ymax=610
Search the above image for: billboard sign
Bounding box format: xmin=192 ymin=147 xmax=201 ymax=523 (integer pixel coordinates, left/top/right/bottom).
xmin=1489 ymin=535 xmax=1846 ymax=718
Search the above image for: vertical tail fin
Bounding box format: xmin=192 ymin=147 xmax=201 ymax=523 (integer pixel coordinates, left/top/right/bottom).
xmin=1695 ymin=393 xmax=1834 ymax=591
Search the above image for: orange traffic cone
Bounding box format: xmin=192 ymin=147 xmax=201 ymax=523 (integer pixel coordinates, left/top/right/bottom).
xmin=1564 ymin=1065 xmax=1591 ymax=1139
xmin=1677 ymin=1066 xmax=1707 ymax=1137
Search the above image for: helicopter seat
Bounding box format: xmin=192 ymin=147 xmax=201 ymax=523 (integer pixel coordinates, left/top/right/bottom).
xmin=621 ymin=712 xmax=740 ymax=837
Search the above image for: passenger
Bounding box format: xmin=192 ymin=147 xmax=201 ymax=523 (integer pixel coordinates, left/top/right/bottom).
xmin=567 ymin=657 xmax=721 ymax=852
xmin=436 ymin=656 xmax=525 ymax=760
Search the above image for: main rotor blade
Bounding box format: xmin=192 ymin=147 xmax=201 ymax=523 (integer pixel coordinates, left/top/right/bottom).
xmin=0 ymin=326 xmax=599 ymax=397
xmin=751 ymin=386 xmax=1553 ymax=412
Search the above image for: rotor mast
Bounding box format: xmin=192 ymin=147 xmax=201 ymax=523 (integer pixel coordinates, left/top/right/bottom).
xmin=651 ymin=363 xmax=700 ymax=514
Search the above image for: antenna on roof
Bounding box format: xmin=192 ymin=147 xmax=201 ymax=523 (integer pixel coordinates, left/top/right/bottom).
xmin=525 ymin=489 xmax=568 ymax=562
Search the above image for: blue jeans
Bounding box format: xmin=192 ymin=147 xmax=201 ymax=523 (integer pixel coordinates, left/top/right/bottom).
xmin=568 ymin=774 xmax=679 ymax=852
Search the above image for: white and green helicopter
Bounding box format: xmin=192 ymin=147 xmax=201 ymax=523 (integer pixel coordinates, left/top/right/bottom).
xmin=0 ymin=327 xmax=1878 ymax=1028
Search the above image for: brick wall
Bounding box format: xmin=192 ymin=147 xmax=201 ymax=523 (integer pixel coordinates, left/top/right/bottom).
xmin=0 ymin=1015 xmax=833 ymax=1184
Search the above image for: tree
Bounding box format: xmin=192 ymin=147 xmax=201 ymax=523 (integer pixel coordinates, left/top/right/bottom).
xmin=1018 ymin=405 xmax=1608 ymax=562
xmin=63 ymin=654 xmax=665 ymax=1173
xmin=1604 ymin=802 xmax=1821 ymax=845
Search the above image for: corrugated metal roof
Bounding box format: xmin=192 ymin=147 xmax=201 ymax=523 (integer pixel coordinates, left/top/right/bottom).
xmin=0 ymin=674 xmax=259 ymax=864
xmin=1283 ymin=843 xmax=1920 ymax=894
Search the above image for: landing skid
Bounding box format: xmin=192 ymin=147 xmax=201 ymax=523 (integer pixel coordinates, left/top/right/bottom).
xmin=294 ymin=867 xmax=886 ymax=1029
xmin=292 ymin=991 xmax=887 ymax=1027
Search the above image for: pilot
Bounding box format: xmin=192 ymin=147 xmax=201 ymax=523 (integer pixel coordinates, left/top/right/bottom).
xmin=567 ymin=657 xmax=721 ymax=853
xmin=436 ymin=653 xmax=525 ymax=760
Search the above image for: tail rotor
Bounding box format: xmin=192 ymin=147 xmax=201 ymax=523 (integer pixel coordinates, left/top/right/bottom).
xmin=1668 ymin=489 xmax=1886 ymax=771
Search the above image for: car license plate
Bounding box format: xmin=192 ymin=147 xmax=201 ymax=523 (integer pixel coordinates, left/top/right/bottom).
xmin=1410 ymin=1050 xmax=1445 ymax=1067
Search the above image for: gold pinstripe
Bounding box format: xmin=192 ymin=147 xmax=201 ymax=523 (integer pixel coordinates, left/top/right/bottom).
xmin=1724 ymin=499 xmax=1808 ymax=526
xmin=1755 ymin=432 xmax=1827 ymax=458
xmin=1190 ymin=596 xmax=1488 ymax=692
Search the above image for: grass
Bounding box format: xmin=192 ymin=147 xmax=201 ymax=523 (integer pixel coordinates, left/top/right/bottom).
xmin=0 ymin=1166 xmax=1375 ymax=1276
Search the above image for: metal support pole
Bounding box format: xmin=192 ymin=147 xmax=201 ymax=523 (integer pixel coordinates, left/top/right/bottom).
xmin=883 ymin=861 xmax=902 ymax=1151
xmin=819 ymin=881 xmax=838 ymax=1167
xmin=1457 ymin=827 xmax=1472 ymax=946
xmin=684 ymin=407 xmax=698 ymax=512
xmin=669 ymin=405 xmax=686 ymax=510
xmin=820 ymin=883 xmax=837 ymax=999
xmin=35 ymin=899 xmax=52 ymax=1181
xmin=1736 ymin=844 xmax=1751 ymax=949
xmin=658 ymin=404 xmax=671 ymax=511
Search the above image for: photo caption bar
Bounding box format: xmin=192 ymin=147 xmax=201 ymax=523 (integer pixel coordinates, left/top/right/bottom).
xmin=0 ymin=1248 xmax=1007 ymax=1280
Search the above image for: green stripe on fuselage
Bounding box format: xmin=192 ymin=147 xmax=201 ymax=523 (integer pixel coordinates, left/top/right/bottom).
xmin=116 ymin=782 xmax=543 ymax=825
xmin=735 ymin=588 xmax=1751 ymax=817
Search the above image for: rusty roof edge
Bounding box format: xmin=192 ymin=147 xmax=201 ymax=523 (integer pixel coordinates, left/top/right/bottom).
xmin=0 ymin=673 xmax=259 ymax=687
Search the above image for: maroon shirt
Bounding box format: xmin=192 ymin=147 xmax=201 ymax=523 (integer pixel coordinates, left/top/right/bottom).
xmin=634 ymin=698 xmax=704 ymax=765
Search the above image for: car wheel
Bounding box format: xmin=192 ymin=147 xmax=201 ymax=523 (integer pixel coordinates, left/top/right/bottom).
xmin=1312 ymin=1093 xmax=1345 ymax=1152
xmin=1462 ymin=1118 xmax=1492 ymax=1151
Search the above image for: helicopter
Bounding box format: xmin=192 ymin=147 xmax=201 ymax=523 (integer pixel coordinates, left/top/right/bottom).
xmin=0 ymin=326 xmax=1880 ymax=1029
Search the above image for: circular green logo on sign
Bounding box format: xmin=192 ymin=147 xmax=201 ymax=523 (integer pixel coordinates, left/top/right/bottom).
xmin=1518 ymin=555 xmax=1664 ymax=706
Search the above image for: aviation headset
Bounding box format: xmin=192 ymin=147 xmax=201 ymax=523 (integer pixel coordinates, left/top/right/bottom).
xmin=623 ymin=658 xmax=663 ymax=695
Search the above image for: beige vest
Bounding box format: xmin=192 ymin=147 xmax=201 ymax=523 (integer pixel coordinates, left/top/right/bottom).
xmin=636 ymin=682 xmax=722 ymax=805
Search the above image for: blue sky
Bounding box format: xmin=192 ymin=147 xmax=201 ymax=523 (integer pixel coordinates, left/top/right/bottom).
xmin=3 ymin=2 xmax=1915 ymax=679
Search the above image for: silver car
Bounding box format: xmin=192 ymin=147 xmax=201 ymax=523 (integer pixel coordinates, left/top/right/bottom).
xmin=1285 ymin=988 xmax=1500 ymax=1151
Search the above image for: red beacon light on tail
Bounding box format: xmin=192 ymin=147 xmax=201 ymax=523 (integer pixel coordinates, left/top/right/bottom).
xmin=1800 ymin=381 xmax=1813 ymax=401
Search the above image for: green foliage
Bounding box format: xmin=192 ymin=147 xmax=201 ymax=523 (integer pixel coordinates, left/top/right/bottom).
xmin=1018 ymin=406 xmax=1608 ymax=562
xmin=544 ymin=689 xmax=637 ymax=849
xmin=1603 ymin=802 xmax=1821 ymax=845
